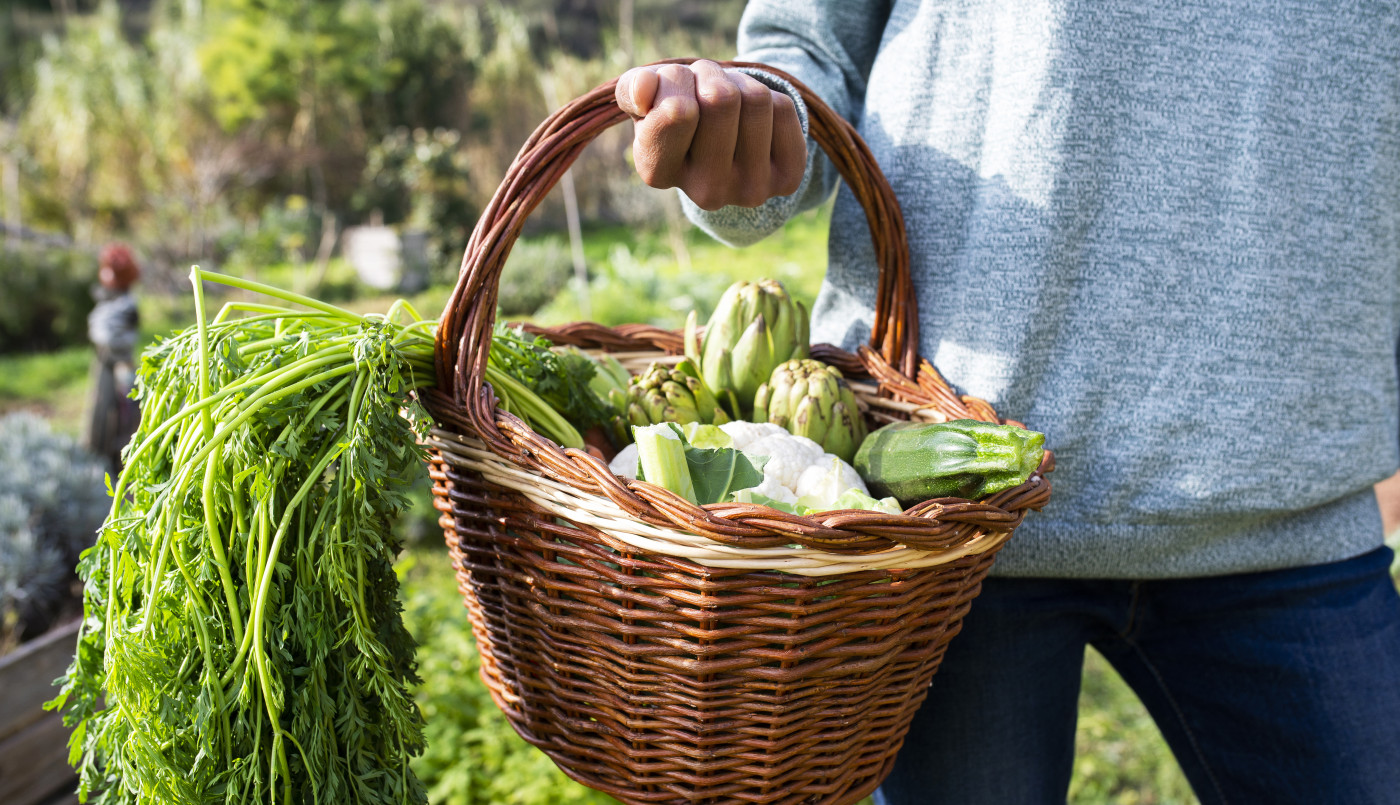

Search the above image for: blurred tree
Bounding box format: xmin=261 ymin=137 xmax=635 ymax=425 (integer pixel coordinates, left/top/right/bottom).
xmin=199 ymin=0 xmax=381 ymax=133
xmin=199 ymin=0 xmax=384 ymax=213
xmin=23 ymin=1 xmax=155 ymax=233
xmin=353 ymin=127 xmax=475 ymax=283
xmin=5 ymin=0 xmax=757 ymax=285
xmin=0 ymin=8 xmax=37 ymax=118
xmin=365 ymin=0 xmax=476 ymax=136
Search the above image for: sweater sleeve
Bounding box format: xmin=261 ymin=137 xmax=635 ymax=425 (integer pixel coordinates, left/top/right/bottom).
xmin=681 ymin=0 xmax=894 ymax=247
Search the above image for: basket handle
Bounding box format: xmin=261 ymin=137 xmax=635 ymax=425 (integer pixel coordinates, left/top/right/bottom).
xmin=434 ymin=58 xmax=918 ymax=414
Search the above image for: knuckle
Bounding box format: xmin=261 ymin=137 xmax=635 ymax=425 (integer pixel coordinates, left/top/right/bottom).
xmin=654 ymin=96 xmax=699 ymax=127
xmin=739 ymin=83 xmax=773 ymax=108
xmin=655 ymin=63 xmax=694 ymax=87
xmin=775 ymin=158 xmax=805 ymax=194
xmin=636 ymin=161 xmax=663 ymax=187
xmin=697 ymin=81 xmax=741 ymax=110
xmin=775 ymin=170 xmax=803 ymax=197
xmin=635 ymin=154 xmax=675 ymax=189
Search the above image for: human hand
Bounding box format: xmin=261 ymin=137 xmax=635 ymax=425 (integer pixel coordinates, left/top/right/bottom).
xmin=615 ymin=60 xmax=807 ymax=210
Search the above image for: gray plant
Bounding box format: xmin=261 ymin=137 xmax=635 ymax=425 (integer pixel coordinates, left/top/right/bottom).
xmin=0 ymin=412 xmax=109 ymax=645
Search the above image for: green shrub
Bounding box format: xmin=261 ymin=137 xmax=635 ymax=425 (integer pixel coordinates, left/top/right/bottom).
xmin=497 ymin=236 xmax=574 ymax=317
xmin=0 ymin=245 xmax=95 ymax=354
xmin=219 ymin=196 xmax=320 ymax=272
xmin=354 ymin=127 xmax=477 ymax=284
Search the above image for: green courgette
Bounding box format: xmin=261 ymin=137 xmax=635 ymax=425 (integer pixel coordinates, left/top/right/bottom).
xmin=853 ymin=419 xmax=1045 ymax=504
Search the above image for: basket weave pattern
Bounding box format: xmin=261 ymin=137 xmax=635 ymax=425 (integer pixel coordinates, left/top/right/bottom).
xmin=430 ymin=453 xmax=996 ymax=803
xmin=426 ymin=60 xmax=1052 ymax=804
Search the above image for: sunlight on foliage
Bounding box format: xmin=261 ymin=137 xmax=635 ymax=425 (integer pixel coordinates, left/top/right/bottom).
xmin=398 ymin=551 xmax=617 ymax=805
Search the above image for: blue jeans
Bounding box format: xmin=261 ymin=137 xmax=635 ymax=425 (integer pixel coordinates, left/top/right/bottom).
xmin=873 ymin=547 xmax=1400 ymax=805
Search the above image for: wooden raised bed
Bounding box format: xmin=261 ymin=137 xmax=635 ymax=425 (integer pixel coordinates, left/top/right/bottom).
xmin=0 ymin=618 xmax=81 ymax=805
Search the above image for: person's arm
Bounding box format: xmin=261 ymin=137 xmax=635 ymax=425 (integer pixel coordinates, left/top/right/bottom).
xmin=616 ymin=0 xmax=893 ymax=246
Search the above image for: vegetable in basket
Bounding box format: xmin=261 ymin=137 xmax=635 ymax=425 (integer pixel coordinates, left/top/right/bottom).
xmin=486 ymin=323 xmax=618 ymax=450
xmin=612 ymin=421 xmax=901 ymax=514
xmin=753 ymin=358 xmax=867 ymax=463
xmin=628 ymin=422 xmax=765 ymax=505
xmin=621 ymin=359 xmax=732 ymax=428
xmin=854 ymin=419 xmax=1046 ymax=505
xmin=50 ymin=269 xmax=435 ymax=805
xmin=579 ymin=349 xmax=630 ymax=402
xmin=683 ymin=278 xmax=809 ymax=413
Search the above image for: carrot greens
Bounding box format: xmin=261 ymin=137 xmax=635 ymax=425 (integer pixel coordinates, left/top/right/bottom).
xmin=49 ymin=268 xmax=437 ymax=805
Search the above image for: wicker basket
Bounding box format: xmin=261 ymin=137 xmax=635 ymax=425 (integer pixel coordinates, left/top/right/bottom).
xmin=424 ymin=60 xmax=1053 ymax=805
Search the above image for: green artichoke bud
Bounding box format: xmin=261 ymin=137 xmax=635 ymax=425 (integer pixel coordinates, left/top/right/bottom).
xmin=685 ymin=279 xmax=810 ymax=414
xmin=754 ymin=359 xmax=867 ymax=462
xmin=623 ymin=360 xmax=732 ymax=428
xmin=604 ymin=387 xmax=633 ymax=447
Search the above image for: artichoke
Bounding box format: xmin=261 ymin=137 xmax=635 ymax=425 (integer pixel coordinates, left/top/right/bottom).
xmin=754 ymin=358 xmax=867 ymax=463
xmin=623 ymin=359 xmax=732 ymax=428
xmin=684 ymin=279 xmax=810 ymax=414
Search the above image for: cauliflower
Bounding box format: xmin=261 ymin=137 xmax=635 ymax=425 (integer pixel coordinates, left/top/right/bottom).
xmin=608 ymin=442 xmax=639 ymax=479
xmin=744 ymin=432 xmax=824 ymax=492
xmin=794 ymin=455 xmax=869 ymax=505
xmin=742 ymin=474 xmax=800 ymax=506
xmin=717 ymin=420 xmax=787 ymax=450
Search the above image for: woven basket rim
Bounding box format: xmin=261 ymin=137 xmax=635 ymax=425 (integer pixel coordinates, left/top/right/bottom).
xmin=430 ymin=427 xmax=1025 ymax=574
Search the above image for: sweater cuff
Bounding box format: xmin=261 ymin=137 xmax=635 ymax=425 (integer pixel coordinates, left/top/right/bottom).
xmin=729 ymin=67 xmax=810 ymax=138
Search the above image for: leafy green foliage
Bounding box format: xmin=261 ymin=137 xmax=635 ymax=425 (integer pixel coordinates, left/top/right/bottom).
xmin=49 ymin=272 xmax=440 ymax=804
xmin=23 ymin=3 xmax=154 ymax=216
xmin=0 ymin=246 xmax=96 ymax=353
xmin=535 ymin=208 xmax=831 ymax=331
xmin=363 ymin=0 xmax=475 ymax=135
xmin=489 ymin=322 xmax=613 ymax=434
xmin=220 ymin=196 xmax=320 ymax=273
xmin=682 ymin=441 xmax=767 ymax=505
xmin=0 ymin=5 xmax=45 ymax=117
xmin=199 ymin=0 xmax=382 ymax=133
xmin=398 ymin=550 xmax=617 ymax=805
xmin=497 ymin=237 xmax=575 ymax=317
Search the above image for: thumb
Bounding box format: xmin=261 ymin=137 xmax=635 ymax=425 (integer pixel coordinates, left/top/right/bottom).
xmin=616 ymin=67 xmax=660 ymax=118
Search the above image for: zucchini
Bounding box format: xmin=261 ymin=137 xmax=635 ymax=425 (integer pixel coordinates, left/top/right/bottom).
xmin=853 ymin=419 xmax=1045 ymax=504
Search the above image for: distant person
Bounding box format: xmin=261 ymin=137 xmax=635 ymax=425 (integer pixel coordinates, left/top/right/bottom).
xmin=84 ymin=242 xmax=141 ymax=478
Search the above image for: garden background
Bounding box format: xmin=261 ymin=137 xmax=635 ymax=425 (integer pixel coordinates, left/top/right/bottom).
xmin=3 ymin=2 xmax=1393 ymax=804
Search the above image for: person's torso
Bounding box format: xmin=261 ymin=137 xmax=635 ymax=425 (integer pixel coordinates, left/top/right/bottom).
xmin=812 ymin=0 xmax=1400 ymax=575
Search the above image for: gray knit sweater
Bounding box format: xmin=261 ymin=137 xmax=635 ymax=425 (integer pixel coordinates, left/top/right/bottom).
xmin=686 ymin=0 xmax=1400 ymax=578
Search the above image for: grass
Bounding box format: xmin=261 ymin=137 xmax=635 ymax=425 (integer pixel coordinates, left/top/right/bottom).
xmin=0 ymin=345 xmax=92 ymax=429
